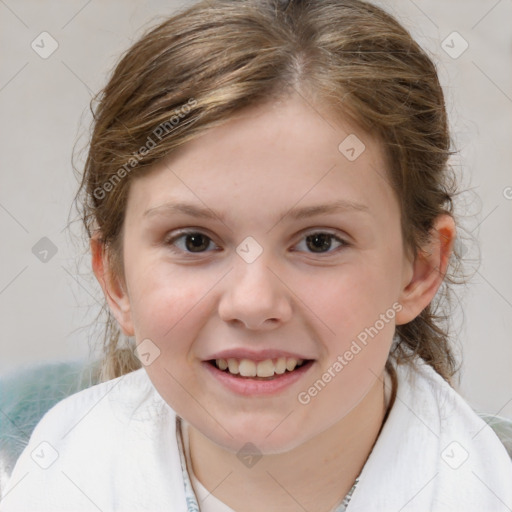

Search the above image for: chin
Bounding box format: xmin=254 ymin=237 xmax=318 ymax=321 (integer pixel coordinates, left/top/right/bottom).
xmin=204 ymin=417 xmax=314 ymax=455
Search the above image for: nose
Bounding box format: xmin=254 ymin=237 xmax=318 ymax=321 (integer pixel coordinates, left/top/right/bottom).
xmin=218 ymin=254 xmax=293 ymax=330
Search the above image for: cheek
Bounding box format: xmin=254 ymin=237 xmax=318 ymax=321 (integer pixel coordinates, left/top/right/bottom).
xmin=131 ymin=277 xmax=205 ymax=343
xmin=128 ymin=269 xmax=213 ymax=416
xmin=124 ymin=254 xmax=211 ymax=348
xmin=303 ymin=259 xmax=401 ymax=333
xmin=302 ymin=257 xmax=400 ymax=387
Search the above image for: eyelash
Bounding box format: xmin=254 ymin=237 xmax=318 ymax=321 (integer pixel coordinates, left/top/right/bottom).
xmin=163 ymin=229 xmax=349 ymax=256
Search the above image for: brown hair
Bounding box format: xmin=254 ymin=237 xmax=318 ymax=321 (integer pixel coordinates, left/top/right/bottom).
xmin=75 ymin=0 xmax=466 ymax=385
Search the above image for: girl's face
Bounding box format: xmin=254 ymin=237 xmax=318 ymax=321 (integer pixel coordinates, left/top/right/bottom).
xmin=114 ymin=94 xmax=415 ymax=453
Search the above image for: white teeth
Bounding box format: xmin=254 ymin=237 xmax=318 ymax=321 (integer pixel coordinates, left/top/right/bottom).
xmin=286 ymin=357 xmax=298 ymax=372
xmin=238 ymin=359 xmax=257 ymax=377
xmin=256 ymin=359 xmax=275 ymax=378
xmin=214 ymin=357 xmax=307 ymax=377
xmin=227 ymin=358 xmax=239 ymax=374
xmin=275 ymin=357 xmax=287 ymax=375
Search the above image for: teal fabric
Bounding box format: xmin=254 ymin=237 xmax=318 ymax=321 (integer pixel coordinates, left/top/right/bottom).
xmin=1 ymin=362 xmax=511 ymax=497
xmin=0 ymin=361 xmax=100 ymax=481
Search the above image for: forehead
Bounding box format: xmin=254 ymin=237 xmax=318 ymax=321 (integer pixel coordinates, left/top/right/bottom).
xmin=126 ymin=95 xmax=398 ymax=227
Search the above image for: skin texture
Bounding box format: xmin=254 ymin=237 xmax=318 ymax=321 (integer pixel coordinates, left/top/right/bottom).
xmin=92 ymin=93 xmax=455 ymax=511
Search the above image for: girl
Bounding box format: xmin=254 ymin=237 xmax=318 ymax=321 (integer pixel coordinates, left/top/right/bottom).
xmin=2 ymin=0 xmax=511 ymax=510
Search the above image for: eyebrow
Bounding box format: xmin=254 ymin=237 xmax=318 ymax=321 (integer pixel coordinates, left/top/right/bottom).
xmin=143 ymin=199 xmax=370 ymax=223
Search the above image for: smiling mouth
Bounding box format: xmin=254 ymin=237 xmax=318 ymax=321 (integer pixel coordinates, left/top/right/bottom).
xmin=207 ymin=357 xmax=313 ymax=380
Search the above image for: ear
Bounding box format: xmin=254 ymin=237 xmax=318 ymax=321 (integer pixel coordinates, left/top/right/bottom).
xmin=395 ymin=214 xmax=456 ymax=325
xmin=90 ymin=233 xmax=135 ymax=336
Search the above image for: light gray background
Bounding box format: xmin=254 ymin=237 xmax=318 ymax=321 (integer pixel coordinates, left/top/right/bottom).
xmin=1 ymin=0 xmax=511 ymax=418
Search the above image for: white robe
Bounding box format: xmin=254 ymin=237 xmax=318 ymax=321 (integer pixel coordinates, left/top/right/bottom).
xmin=1 ymin=355 xmax=511 ymax=511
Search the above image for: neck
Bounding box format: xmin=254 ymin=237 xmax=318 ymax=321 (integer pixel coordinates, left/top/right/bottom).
xmin=187 ymin=371 xmax=388 ymax=512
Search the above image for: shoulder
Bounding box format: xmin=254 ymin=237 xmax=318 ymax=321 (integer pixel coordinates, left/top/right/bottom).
xmin=29 ymin=368 xmax=162 ymax=440
xmin=394 ymin=355 xmax=512 ymax=458
xmin=0 ymin=369 xmax=185 ymax=510
xmin=349 ymin=354 xmax=512 ymax=510
xmin=394 ymin=355 xmax=477 ymax=424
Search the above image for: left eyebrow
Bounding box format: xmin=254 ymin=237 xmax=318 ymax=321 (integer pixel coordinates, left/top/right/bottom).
xmin=285 ymin=199 xmax=370 ymax=220
xmin=143 ymin=199 xmax=370 ymax=223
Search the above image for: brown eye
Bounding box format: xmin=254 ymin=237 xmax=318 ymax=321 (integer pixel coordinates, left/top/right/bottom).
xmin=165 ymin=231 xmax=217 ymax=253
xmin=295 ymin=231 xmax=348 ymax=254
xmin=183 ymin=233 xmax=211 ymax=252
xmin=306 ymin=233 xmax=333 ymax=253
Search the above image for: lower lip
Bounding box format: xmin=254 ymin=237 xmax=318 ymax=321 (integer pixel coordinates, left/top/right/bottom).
xmin=202 ymin=360 xmax=314 ymax=396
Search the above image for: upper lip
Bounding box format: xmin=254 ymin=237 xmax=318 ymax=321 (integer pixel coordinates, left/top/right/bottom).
xmin=205 ymin=349 xmax=314 ymax=362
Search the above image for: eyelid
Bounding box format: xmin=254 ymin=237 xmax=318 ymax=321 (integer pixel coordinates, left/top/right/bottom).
xmin=295 ymin=227 xmax=349 ymax=242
